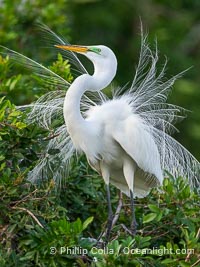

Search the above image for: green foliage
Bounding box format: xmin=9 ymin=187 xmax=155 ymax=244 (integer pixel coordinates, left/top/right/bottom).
xmin=0 ymin=54 xmax=36 ymax=104
xmin=0 ymin=98 xmax=31 ymax=180
xmin=0 ymin=0 xmax=70 ymax=52
xmin=0 ymin=55 xmax=22 ymax=96
xmin=19 ymin=217 xmax=94 ymax=266
xmin=49 ymin=53 xmax=73 ymax=83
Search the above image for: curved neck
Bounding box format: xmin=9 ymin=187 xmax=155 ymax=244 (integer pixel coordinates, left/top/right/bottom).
xmin=64 ymin=73 xmax=115 ymax=125
xmin=63 ymin=55 xmax=117 ymax=136
xmin=64 ymin=74 xmax=89 ymax=126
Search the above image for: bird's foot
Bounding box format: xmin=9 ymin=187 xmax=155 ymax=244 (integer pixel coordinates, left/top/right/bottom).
xmin=105 ymin=213 xmax=114 ymax=243
xmin=97 ymin=213 xmax=113 ymax=245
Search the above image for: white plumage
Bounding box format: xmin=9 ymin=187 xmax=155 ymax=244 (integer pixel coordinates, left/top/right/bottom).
xmin=84 ymin=98 xmax=163 ymax=197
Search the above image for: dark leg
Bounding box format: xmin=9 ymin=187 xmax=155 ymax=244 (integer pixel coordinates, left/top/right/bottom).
xmin=98 ymin=190 xmax=122 ymax=245
xmin=130 ymin=190 xmax=137 ymax=235
xmin=105 ymin=183 xmax=113 ymax=243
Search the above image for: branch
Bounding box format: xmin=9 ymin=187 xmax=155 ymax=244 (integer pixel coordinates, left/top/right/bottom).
xmin=12 ymin=206 xmax=44 ymax=228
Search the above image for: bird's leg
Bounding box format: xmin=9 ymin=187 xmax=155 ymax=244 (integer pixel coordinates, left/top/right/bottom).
xmin=98 ymin=162 xmax=114 ymax=243
xmin=130 ymin=189 xmax=137 ymax=235
xmin=105 ymin=183 xmax=113 ymax=243
xmin=123 ymin=157 xmax=137 ymax=235
xmin=97 ymin=190 xmax=122 ymax=245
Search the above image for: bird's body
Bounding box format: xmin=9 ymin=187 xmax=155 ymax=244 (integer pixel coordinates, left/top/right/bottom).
xmin=67 ymin=95 xmax=163 ymax=197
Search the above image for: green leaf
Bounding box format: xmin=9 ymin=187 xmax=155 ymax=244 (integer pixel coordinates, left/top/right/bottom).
xmin=10 ymin=74 xmax=21 ymax=90
xmin=0 ymin=110 xmax=5 ymax=121
xmin=161 ymin=259 xmax=178 ymax=264
xmin=8 ymin=110 xmax=21 ymax=118
xmin=0 ymin=155 xmax=5 ymax=161
xmin=155 ymin=211 xmax=163 ymax=222
xmin=148 ymin=204 xmax=160 ymax=213
xmin=0 ymin=162 xmax=6 ymax=171
xmin=20 ymin=251 xmax=36 ymax=261
xmin=143 ymin=213 xmax=157 ymax=223
xmin=15 ymin=121 xmax=27 ymax=129
xmin=178 ymin=262 xmax=191 ymax=267
xmin=83 ymin=216 xmax=93 ymax=230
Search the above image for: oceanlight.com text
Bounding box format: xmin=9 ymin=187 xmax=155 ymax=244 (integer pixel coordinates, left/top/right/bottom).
xmin=50 ymin=246 xmax=194 ymax=257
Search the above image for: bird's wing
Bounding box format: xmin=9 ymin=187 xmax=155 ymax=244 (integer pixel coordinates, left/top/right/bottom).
xmin=112 ymin=115 xmax=163 ymax=184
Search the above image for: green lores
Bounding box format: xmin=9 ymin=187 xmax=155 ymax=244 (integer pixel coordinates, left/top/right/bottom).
xmin=88 ymin=46 xmax=101 ymax=54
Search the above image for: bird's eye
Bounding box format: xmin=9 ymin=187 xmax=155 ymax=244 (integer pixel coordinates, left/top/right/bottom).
xmin=89 ymin=47 xmax=101 ymax=54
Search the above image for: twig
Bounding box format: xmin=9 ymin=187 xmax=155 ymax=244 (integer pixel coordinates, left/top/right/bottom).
xmin=12 ymin=206 xmax=44 ymax=228
xmin=11 ymin=189 xmax=38 ymax=206
xmin=0 ymin=224 xmax=9 ymax=237
xmin=120 ymin=223 xmax=135 ymax=236
xmin=142 ymin=221 xmax=175 ymax=236
xmin=0 ymin=122 xmax=17 ymax=129
xmin=191 ymin=258 xmax=200 ymax=267
xmin=43 ymin=133 xmax=60 ymax=141
xmin=111 ymin=191 xmax=123 ymax=228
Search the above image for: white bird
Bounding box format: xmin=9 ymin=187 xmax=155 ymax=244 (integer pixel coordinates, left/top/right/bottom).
xmin=55 ymin=43 xmax=164 ymax=237
xmin=2 ymin=25 xmax=199 ymax=240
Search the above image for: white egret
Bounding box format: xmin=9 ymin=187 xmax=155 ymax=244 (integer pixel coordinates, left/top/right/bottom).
xmin=54 ymin=43 xmax=164 ymax=237
xmin=2 ymin=25 xmax=199 ymax=240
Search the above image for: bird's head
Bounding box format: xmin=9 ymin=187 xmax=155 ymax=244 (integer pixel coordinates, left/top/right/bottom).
xmin=55 ymin=44 xmax=115 ymax=62
xmin=55 ymin=44 xmax=117 ymax=89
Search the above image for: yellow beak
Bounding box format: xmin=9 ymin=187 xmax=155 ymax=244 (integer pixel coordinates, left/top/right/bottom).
xmin=55 ymin=44 xmax=88 ymax=53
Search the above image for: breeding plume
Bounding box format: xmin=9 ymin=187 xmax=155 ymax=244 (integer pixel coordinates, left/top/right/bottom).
xmin=2 ymin=25 xmax=199 ymax=238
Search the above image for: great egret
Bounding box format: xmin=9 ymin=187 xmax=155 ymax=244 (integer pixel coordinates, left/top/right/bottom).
xmin=54 ymin=43 xmax=164 ymax=237
xmin=1 ymin=25 xmax=199 ymax=240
